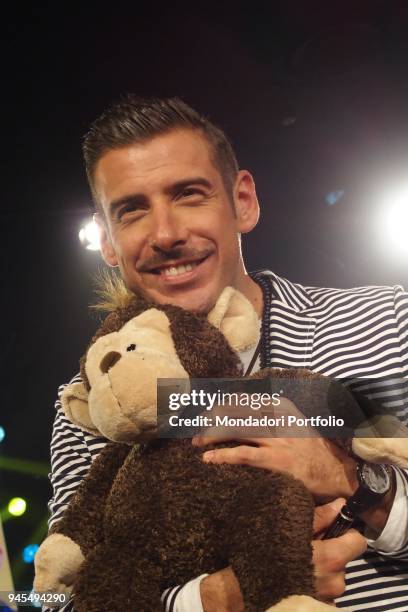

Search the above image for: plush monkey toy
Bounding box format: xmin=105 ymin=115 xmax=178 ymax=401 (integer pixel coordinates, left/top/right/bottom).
xmin=34 ymin=285 xmax=408 ymax=612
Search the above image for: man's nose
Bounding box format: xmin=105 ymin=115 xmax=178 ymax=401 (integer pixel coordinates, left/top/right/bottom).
xmin=148 ymin=205 xmax=188 ymax=251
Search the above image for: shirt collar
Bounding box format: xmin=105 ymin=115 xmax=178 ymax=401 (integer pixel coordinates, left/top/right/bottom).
xmin=250 ymin=269 xmax=315 ymax=312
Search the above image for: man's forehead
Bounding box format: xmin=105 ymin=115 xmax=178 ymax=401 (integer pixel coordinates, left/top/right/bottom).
xmin=94 ymin=128 xmax=217 ymax=190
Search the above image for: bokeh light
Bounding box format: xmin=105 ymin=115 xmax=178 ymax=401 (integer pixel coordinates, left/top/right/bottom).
xmin=8 ymin=497 xmax=27 ymax=517
xmin=0 ymin=426 xmax=5 ymax=443
xmin=22 ymin=544 xmax=39 ymax=563
xmin=325 ymin=190 xmax=345 ymax=206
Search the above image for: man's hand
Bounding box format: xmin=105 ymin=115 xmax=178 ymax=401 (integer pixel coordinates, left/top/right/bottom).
xmin=192 ymin=435 xmax=359 ymax=501
xmin=313 ymin=499 xmax=367 ymax=602
xmin=199 ymin=500 xmax=367 ymax=611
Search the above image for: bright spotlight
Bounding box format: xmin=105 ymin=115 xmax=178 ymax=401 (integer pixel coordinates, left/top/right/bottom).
xmin=8 ymin=497 xmax=27 ymax=517
xmin=384 ymin=189 xmax=408 ymax=253
xmin=79 ymin=219 xmax=101 ymax=251
xmin=0 ymin=426 xmax=4 ymax=443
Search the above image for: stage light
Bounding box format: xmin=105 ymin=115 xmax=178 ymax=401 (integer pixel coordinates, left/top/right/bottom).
xmin=79 ymin=219 xmax=101 ymax=251
xmin=0 ymin=426 xmax=4 ymax=443
xmin=8 ymin=497 xmax=27 ymax=517
xmin=383 ymin=189 xmax=408 ymax=253
xmin=22 ymin=544 xmax=39 ymax=563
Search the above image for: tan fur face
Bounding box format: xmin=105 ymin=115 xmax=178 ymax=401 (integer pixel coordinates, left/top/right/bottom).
xmin=85 ymin=308 xmax=189 ymax=442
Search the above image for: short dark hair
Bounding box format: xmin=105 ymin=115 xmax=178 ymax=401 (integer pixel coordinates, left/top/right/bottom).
xmin=83 ymin=95 xmax=239 ymax=207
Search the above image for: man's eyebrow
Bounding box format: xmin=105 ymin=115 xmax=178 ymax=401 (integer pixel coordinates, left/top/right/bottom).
xmin=165 ymin=177 xmax=213 ymax=196
xmin=107 ymin=178 xmax=213 ymax=216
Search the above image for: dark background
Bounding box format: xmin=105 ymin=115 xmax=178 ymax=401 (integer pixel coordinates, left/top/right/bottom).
xmin=1 ymin=0 xmax=408 ymax=593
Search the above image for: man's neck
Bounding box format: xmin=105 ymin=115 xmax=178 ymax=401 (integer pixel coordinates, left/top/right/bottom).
xmin=240 ymin=274 xmax=264 ymax=318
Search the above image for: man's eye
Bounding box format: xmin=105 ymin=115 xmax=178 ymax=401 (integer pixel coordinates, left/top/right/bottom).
xmin=117 ymin=204 xmax=145 ymax=220
xmin=179 ymin=187 xmax=203 ymax=199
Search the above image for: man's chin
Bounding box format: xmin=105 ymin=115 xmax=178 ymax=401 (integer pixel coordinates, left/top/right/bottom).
xmin=131 ymin=285 xmax=216 ymax=314
xmin=156 ymin=292 xmax=215 ymax=314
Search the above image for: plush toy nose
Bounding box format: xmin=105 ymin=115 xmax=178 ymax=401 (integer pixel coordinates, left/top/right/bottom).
xmin=100 ymin=351 xmax=122 ymax=374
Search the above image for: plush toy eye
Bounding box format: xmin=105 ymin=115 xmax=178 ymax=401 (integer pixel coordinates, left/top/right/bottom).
xmin=126 ymin=344 xmax=136 ymax=352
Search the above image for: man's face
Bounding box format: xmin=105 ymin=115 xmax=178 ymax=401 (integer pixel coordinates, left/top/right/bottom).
xmin=94 ymin=129 xmax=258 ymax=313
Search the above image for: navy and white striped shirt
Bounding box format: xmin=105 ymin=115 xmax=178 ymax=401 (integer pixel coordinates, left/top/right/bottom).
xmin=45 ymin=271 xmax=408 ymax=611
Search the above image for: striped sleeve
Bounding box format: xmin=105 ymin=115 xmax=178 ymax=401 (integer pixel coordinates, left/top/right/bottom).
xmin=393 ymin=285 xmax=408 ymax=373
xmin=47 ymin=375 xmax=108 ymax=529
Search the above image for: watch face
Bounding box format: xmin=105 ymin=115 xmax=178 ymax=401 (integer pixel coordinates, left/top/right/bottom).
xmin=361 ymin=463 xmax=390 ymax=494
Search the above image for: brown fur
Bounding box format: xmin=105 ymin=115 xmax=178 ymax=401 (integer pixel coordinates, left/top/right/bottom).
xmin=56 ymin=440 xmax=314 ymax=612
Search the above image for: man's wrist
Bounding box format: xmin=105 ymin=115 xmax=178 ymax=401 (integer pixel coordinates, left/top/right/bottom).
xmin=200 ymin=568 xmax=244 ymax=612
xmin=359 ymin=468 xmax=396 ymax=533
xmin=343 ymin=458 xmax=397 ymax=533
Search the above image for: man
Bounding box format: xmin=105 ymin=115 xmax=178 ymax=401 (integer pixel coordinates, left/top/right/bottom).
xmin=47 ymin=96 xmax=408 ymax=611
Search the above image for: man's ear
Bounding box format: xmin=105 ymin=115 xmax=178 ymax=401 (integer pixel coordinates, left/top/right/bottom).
xmin=94 ymin=213 xmax=118 ymax=267
xmin=207 ymin=287 xmax=259 ymax=351
xmin=61 ymin=382 xmax=101 ymax=436
xmin=233 ymin=170 xmax=260 ymax=234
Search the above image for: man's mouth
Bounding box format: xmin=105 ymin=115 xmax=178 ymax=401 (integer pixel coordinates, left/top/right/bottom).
xmin=146 ymin=255 xmax=210 ymax=277
xmin=158 ymin=261 xmax=200 ymax=277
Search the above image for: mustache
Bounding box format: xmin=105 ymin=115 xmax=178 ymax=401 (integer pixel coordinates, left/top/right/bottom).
xmin=137 ymin=247 xmax=213 ymax=272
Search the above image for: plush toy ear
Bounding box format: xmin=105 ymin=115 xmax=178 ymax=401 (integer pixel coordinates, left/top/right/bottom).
xmin=352 ymin=415 xmax=408 ymax=468
xmin=207 ymin=287 xmax=259 ymax=351
xmin=61 ymin=382 xmax=101 ymax=436
xmin=123 ymin=308 xmax=170 ymax=334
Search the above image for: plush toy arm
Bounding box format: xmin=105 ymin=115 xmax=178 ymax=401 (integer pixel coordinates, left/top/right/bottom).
xmin=34 ymin=442 xmax=130 ymax=602
xmin=49 ymin=441 xmax=131 ymax=551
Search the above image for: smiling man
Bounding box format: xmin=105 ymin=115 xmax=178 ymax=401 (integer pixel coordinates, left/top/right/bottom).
xmin=90 ymin=110 xmax=263 ymax=316
xmin=45 ymin=96 xmax=408 ymax=612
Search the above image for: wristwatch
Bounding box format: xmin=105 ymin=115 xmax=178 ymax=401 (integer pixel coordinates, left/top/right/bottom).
xmin=322 ymin=461 xmax=393 ymax=539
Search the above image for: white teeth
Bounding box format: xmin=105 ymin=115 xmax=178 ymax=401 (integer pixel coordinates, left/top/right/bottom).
xmin=162 ymin=262 xmax=196 ymax=276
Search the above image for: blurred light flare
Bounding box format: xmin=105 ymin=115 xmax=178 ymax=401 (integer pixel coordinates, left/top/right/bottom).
xmin=0 ymin=426 xmax=5 ymax=442
xmin=8 ymin=497 xmax=27 ymax=517
xmin=325 ymin=190 xmax=345 ymax=206
xmin=22 ymin=544 xmax=39 ymax=563
xmin=79 ymin=219 xmax=101 ymax=251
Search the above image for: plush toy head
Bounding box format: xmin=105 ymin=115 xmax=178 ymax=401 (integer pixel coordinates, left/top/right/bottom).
xmin=61 ymin=286 xmax=259 ymax=442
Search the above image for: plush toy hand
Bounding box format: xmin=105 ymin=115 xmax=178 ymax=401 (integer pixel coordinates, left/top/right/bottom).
xmin=34 ymin=534 xmax=84 ymax=607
